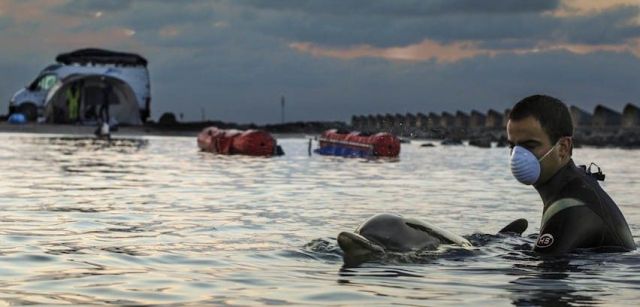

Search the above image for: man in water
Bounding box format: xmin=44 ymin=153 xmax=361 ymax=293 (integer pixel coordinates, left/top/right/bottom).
xmin=507 ymin=95 xmax=635 ymax=255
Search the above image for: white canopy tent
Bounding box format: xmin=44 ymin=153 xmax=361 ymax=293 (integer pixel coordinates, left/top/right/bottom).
xmin=45 ymin=75 xmax=142 ymax=125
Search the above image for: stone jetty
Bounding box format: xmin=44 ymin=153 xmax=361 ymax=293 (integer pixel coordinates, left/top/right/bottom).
xmin=351 ymin=103 xmax=640 ymax=148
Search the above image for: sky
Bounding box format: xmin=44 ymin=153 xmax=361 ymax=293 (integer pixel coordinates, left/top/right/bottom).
xmin=0 ymin=0 xmax=639 ymax=124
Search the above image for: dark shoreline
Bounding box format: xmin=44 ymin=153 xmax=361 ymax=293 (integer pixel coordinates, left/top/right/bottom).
xmin=0 ymin=121 xmax=350 ymax=138
xmin=402 ymin=127 xmax=640 ymax=149
xmin=2 ymin=121 xmax=639 ymax=149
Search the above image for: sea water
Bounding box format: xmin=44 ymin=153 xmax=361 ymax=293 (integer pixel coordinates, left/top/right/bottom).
xmin=0 ymin=133 xmax=638 ymax=305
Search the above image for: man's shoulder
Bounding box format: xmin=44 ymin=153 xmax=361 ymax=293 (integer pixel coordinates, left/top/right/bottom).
xmin=541 ymin=198 xmax=594 ymax=227
xmin=540 ymin=198 xmax=605 ymax=238
xmin=558 ymin=171 xmax=624 ymax=218
xmin=557 ymin=175 xmax=599 ymax=201
xmin=536 ymin=199 xmax=606 ymax=254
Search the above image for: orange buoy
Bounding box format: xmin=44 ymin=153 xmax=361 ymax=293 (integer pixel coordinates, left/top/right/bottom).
xmin=197 ymin=127 xmax=283 ymax=156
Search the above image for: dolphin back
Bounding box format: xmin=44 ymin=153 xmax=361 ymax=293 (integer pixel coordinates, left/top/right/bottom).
xmin=403 ymin=217 xmax=472 ymax=247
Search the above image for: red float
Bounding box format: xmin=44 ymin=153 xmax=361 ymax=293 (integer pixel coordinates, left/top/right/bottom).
xmin=316 ymin=129 xmax=400 ymax=157
xmin=197 ymin=127 xmax=281 ymax=156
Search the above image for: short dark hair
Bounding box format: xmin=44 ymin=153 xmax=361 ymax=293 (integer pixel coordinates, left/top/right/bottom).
xmin=509 ymin=95 xmax=573 ymax=143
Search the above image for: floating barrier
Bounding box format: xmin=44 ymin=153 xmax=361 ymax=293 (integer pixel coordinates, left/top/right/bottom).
xmin=197 ymin=126 xmax=283 ymax=156
xmin=314 ymin=129 xmax=400 ymax=158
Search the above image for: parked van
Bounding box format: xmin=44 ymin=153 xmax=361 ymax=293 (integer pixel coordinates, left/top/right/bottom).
xmin=8 ymin=48 xmax=151 ymax=124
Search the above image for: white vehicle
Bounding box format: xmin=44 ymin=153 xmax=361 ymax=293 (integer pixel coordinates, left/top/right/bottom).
xmin=8 ymin=48 xmax=151 ymax=124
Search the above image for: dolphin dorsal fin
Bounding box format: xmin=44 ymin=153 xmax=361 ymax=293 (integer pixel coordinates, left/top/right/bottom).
xmin=498 ymin=218 xmax=528 ymax=235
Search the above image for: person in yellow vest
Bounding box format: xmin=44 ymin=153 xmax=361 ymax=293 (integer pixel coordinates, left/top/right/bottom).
xmin=66 ymin=83 xmax=80 ymax=123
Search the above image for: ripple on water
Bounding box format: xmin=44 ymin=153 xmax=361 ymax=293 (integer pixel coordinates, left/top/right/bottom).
xmin=0 ymin=134 xmax=639 ymax=304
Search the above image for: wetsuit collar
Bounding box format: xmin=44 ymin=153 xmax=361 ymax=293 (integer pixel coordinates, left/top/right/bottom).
xmin=534 ymin=159 xmax=578 ymax=210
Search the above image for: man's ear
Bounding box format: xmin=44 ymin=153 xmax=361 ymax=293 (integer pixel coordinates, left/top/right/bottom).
xmin=559 ymin=137 xmax=572 ymax=159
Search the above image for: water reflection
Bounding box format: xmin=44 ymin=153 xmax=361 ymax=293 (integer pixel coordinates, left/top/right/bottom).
xmin=323 ymin=226 xmax=630 ymax=305
xmin=507 ymin=259 xmax=602 ymax=306
xmin=0 ymin=135 xmax=638 ymax=305
xmin=23 ymin=136 xmax=149 ymax=153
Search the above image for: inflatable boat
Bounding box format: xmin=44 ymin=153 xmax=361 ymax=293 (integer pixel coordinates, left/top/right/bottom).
xmin=314 ymin=129 xmax=400 ymax=158
xmin=197 ymin=127 xmax=283 ymax=156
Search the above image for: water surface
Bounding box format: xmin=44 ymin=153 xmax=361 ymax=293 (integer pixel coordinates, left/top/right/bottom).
xmin=0 ymin=133 xmax=638 ymax=305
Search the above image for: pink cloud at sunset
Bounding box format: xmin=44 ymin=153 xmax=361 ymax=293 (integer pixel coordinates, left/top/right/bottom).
xmin=290 ymin=38 xmax=640 ymax=63
xmin=560 ymin=0 xmax=640 ymax=18
xmin=0 ymin=0 xmax=139 ymax=58
xmin=0 ymin=0 xmax=63 ymax=22
xmin=286 ymin=0 xmax=640 ymax=63
xmin=290 ymin=40 xmax=492 ymax=63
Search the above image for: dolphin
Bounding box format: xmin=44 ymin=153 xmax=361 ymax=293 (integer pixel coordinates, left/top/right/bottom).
xmin=337 ymin=213 xmax=527 ymax=266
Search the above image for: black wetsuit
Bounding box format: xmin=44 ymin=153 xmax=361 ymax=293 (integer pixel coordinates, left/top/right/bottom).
xmin=533 ymin=160 xmax=635 ymax=255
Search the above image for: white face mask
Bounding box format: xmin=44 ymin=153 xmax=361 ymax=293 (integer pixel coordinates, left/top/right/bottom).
xmin=509 ymin=143 xmax=557 ymax=185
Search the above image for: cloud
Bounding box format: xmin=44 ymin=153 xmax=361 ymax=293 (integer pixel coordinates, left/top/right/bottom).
xmin=53 ymin=1 xmax=217 ymax=33
xmin=289 ymin=37 xmax=640 ymax=64
xmin=559 ymin=5 xmax=640 ymax=45
xmin=0 ymin=15 xmax=10 ymax=30
xmin=238 ymin=0 xmax=560 ymax=17
xmin=289 ymin=40 xmax=490 ymax=63
xmin=1 ymin=0 xmax=640 ymax=124
xmin=229 ymin=0 xmax=640 ymax=53
xmin=55 ymin=0 xmax=133 ymax=15
xmin=53 ymin=0 xmax=225 ymax=50
xmin=44 ymin=1 xmax=640 ymax=58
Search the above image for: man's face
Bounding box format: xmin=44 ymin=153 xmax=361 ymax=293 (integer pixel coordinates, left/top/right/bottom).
xmin=507 ymin=116 xmax=569 ymax=185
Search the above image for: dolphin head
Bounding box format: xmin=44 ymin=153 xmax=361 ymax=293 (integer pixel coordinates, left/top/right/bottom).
xmin=354 ymin=213 xmax=442 ymax=252
xmin=337 ymin=213 xmax=470 ymax=266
